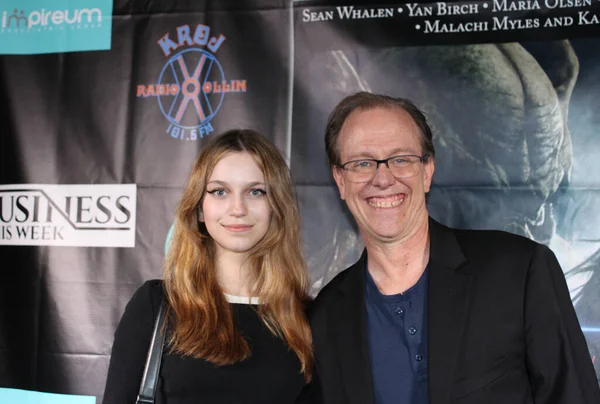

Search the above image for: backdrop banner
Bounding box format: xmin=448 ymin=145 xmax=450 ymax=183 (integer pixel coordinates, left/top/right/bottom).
xmin=1 ymin=0 xmax=599 ymax=401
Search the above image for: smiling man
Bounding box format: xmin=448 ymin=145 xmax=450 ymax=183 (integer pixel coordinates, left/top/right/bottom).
xmin=308 ymin=92 xmax=600 ymax=404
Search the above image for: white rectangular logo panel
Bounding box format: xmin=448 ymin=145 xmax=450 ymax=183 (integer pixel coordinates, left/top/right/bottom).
xmin=0 ymin=184 xmax=136 ymax=247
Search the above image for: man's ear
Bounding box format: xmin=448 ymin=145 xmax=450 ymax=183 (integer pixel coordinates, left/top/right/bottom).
xmin=332 ymin=166 xmax=346 ymax=200
xmin=423 ymin=157 xmax=435 ymax=193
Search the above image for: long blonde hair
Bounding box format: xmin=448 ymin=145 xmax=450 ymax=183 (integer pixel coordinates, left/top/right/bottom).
xmin=163 ymin=129 xmax=312 ymax=380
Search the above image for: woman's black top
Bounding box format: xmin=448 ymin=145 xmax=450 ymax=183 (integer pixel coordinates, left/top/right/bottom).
xmin=102 ymin=280 xmax=314 ymax=404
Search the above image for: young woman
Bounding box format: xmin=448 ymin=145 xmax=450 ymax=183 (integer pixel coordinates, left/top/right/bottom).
xmin=103 ymin=129 xmax=316 ymax=404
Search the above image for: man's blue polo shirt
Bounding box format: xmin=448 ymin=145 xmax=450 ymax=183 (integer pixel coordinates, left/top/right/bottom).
xmin=365 ymin=267 xmax=429 ymax=404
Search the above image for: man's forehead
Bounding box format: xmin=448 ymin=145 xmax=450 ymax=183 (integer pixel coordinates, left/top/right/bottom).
xmin=342 ymin=105 xmax=418 ymax=132
xmin=339 ymin=106 xmax=422 ymax=151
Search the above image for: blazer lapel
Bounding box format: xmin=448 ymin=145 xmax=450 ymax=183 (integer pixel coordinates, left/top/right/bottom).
xmin=428 ymin=218 xmax=474 ymax=404
xmin=329 ymin=251 xmax=375 ymax=404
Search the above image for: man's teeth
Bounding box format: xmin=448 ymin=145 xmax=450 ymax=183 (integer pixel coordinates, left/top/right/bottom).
xmin=368 ymin=197 xmax=404 ymax=208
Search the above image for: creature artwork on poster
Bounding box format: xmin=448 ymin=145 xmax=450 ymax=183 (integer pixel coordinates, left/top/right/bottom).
xmin=292 ymin=38 xmax=600 ymax=378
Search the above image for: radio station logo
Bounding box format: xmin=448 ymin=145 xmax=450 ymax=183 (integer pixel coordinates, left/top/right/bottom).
xmin=0 ymin=184 xmax=136 ymax=247
xmin=136 ymin=24 xmax=248 ymax=141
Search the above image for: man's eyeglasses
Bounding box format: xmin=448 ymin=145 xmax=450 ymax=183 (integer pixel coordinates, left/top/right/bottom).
xmin=337 ymin=154 xmax=430 ymax=183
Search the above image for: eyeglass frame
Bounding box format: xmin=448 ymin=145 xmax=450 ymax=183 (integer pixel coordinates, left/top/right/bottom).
xmin=336 ymin=154 xmax=431 ymax=183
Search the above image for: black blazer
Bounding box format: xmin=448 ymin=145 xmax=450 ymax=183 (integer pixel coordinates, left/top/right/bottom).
xmin=308 ymin=218 xmax=600 ymax=404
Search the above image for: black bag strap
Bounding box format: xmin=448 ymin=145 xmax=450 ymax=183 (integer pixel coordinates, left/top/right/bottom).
xmin=136 ymin=297 xmax=166 ymax=404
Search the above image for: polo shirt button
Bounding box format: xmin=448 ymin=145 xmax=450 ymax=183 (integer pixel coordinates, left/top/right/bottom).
xmin=414 ymin=354 xmax=423 ymax=361
xmin=408 ymin=326 xmax=417 ymax=335
xmin=395 ymin=307 xmax=404 ymax=315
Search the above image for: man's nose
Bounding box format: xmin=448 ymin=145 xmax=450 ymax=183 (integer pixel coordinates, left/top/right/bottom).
xmin=371 ymin=161 xmax=395 ymax=187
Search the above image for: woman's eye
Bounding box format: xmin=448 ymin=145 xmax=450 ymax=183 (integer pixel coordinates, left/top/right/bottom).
xmin=207 ymin=189 xmax=226 ymax=197
xmin=249 ymin=188 xmax=266 ymax=197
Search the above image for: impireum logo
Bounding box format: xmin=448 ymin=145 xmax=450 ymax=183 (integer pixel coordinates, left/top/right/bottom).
xmin=136 ymin=24 xmax=248 ymax=141
xmin=0 ymin=0 xmax=112 ymax=55
xmin=0 ymin=184 xmax=136 ymax=247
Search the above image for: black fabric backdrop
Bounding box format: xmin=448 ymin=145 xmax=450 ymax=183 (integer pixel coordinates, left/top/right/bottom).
xmin=1 ymin=0 xmax=599 ymax=401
